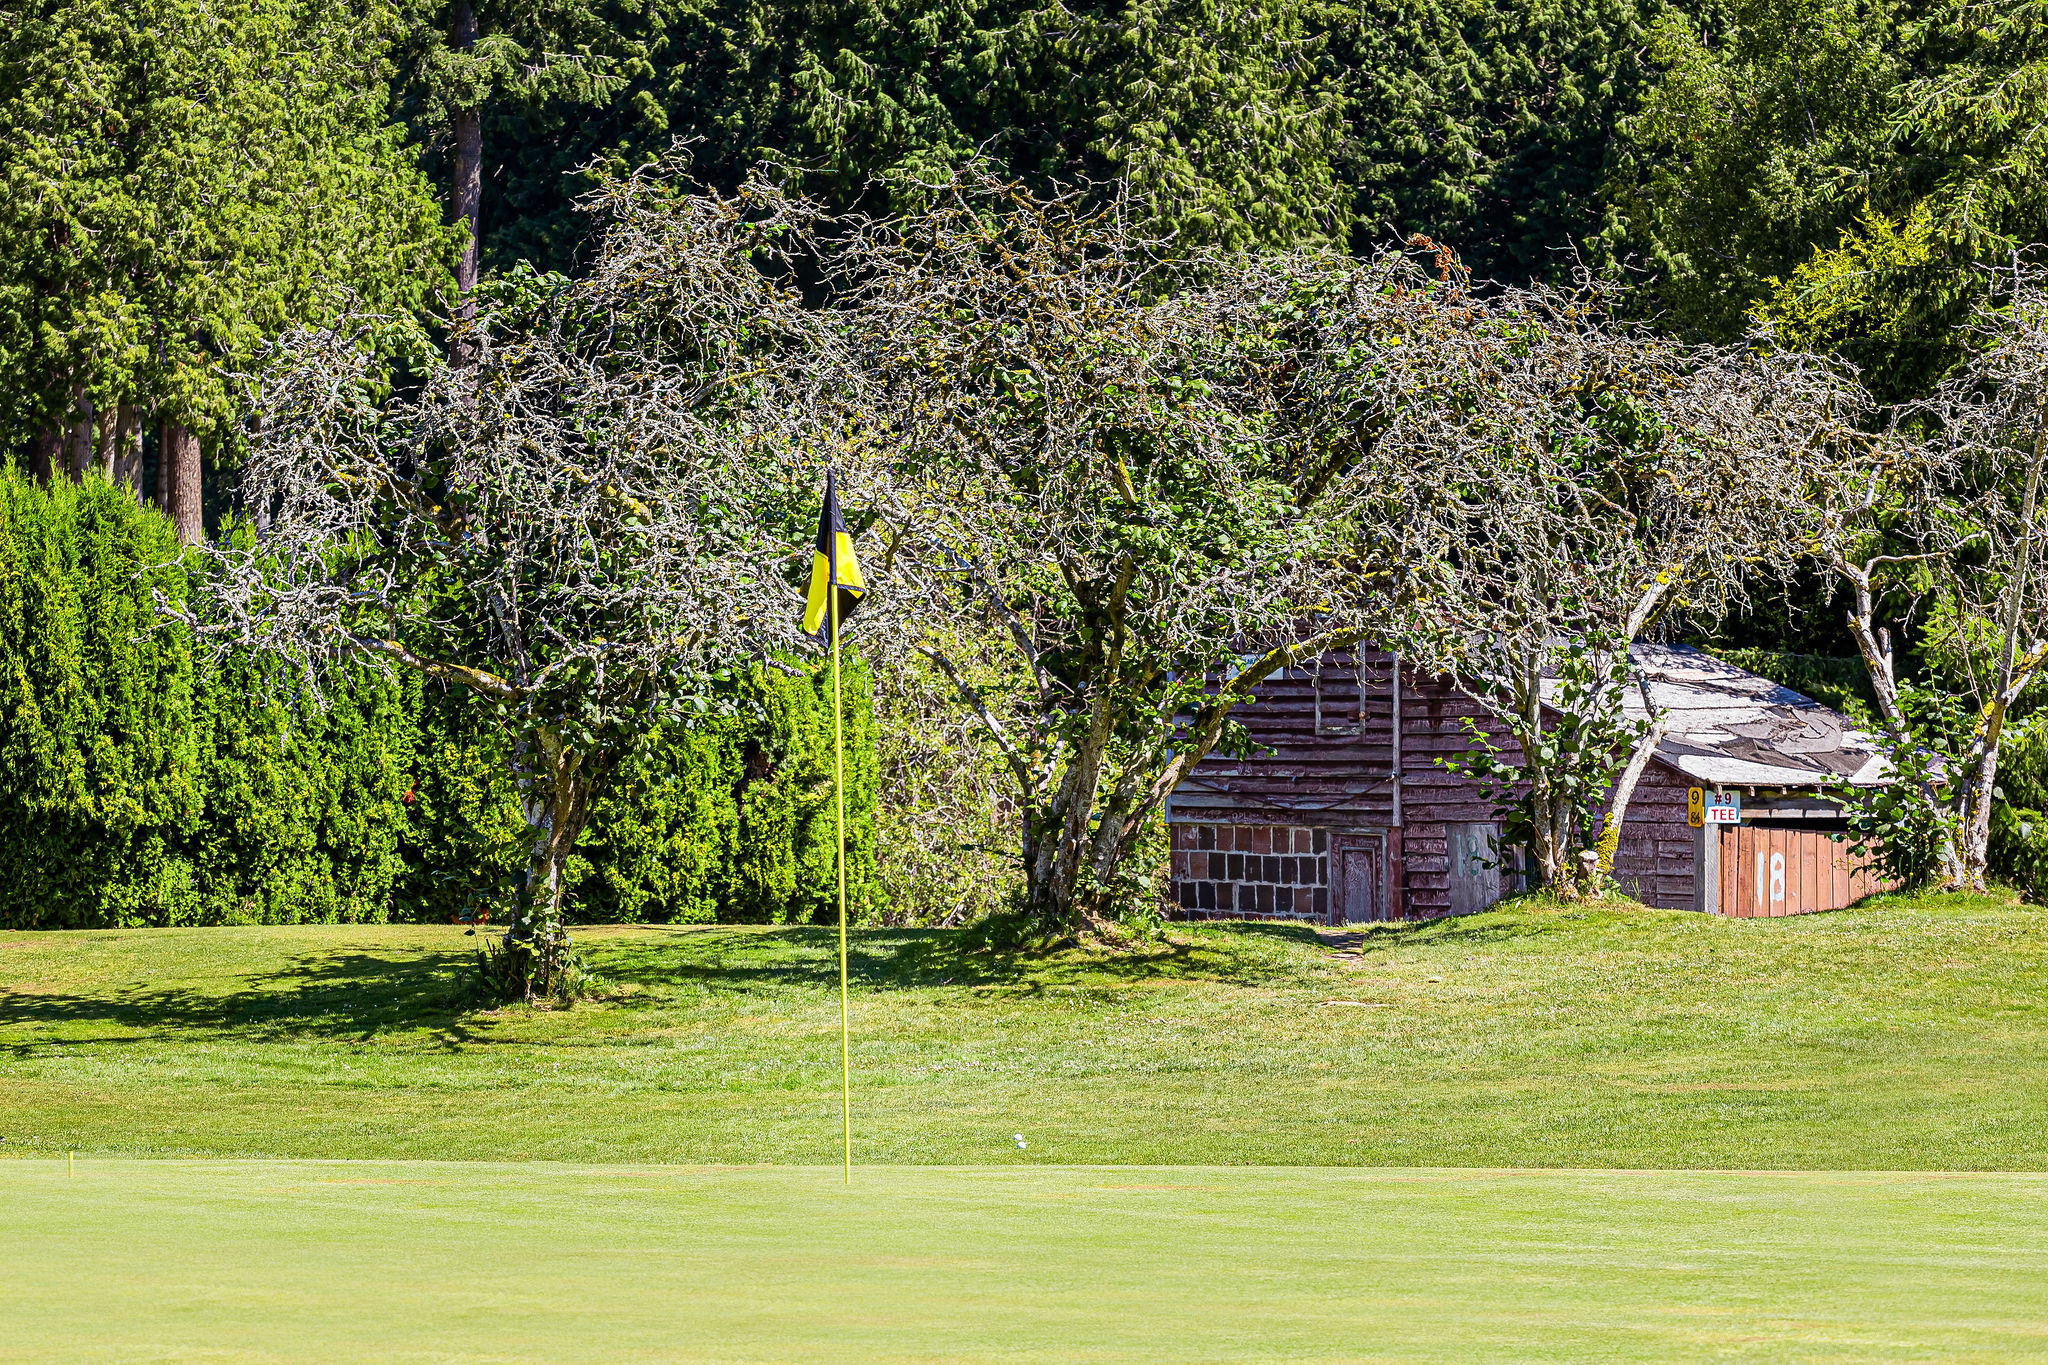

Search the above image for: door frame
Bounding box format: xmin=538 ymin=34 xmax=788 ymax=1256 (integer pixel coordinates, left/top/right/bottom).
xmin=1329 ymin=831 xmax=1389 ymax=924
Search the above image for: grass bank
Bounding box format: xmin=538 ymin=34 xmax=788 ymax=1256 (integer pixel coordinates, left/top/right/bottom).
xmin=3 ymin=893 xmax=2045 ymax=1168
xmin=5 ymin=1160 xmax=2046 ymax=1363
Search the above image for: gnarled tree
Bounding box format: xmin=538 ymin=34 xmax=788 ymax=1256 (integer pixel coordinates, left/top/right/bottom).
xmin=836 ymin=177 xmax=1577 ymax=930
xmin=195 ymin=165 xmax=835 ymax=994
xmin=834 ymin=181 xmax=1389 ymax=930
xmin=1324 ymin=272 xmax=1874 ymax=897
xmin=1828 ymin=266 xmax=2048 ymax=889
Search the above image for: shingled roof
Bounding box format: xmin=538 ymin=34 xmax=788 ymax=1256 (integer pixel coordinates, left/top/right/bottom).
xmin=1569 ymin=644 xmax=1891 ymax=790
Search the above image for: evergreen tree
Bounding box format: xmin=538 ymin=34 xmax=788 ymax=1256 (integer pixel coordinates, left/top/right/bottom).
xmin=1334 ymin=0 xmax=1680 ymax=282
xmin=1605 ymin=0 xmax=1904 ymax=337
xmin=1606 ymin=0 xmax=2048 ymax=394
xmin=461 ymin=0 xmax=1350 ymax=276
xmin=0 ymin=0 xmax=452 ymax=538
xmin=389 ymin=0 xmax=622 ymax=321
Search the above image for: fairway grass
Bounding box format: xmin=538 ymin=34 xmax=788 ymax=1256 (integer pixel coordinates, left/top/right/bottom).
xmin=3 ymin=894 xmax=2047 ymax=1168
xmin=3 ymin=1159 xmax=2045 ymax=1363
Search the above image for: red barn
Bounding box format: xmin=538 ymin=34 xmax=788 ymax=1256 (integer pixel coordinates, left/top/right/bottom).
xmin=1165 ymin=644 xmax=1892 ymax=922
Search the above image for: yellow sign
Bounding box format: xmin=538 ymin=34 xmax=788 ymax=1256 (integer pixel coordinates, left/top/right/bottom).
xmin=1687 ymin=787 xmax=1705 ymax=828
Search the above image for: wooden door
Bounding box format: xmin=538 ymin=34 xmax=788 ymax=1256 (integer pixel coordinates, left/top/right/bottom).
xmin=1445 ymin=822 xmax=1503 ymax=916
xmin=1334 ymin=837 xmax=1385 ymax=924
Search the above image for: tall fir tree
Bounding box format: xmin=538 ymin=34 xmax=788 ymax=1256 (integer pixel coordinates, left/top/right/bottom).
xmin=389 ymin=0 xmax=623 ymax=325
xmin=1606 ymin=0 xmax=2048 ymax=395
xmin=455 ymin=0 xmax=1351 ymax=276
xmin=1333 ymin=0 xmax=1680 ymax=282
xmin=0 ymin=0 xmax=453 ymax=538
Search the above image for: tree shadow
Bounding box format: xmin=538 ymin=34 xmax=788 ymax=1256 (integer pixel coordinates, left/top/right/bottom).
xmin=0 ymin=948 xmax=488 ymax=1051
xmin=589 ymin=921 xmax=1314 ymax=998
xmin=3 ymin=918 xmax=1351 ymax=1047
xmin=1353 ymin=904 xmax=1660 ymax=955
xmin=1181 ymin=910 xmax=1590 ymax=964
xmin=592 ymin=927 xmax=1037 ymax=996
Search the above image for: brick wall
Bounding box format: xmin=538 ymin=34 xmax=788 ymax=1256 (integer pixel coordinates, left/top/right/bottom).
xmin=1170 ymin=822 xmax=1330 ymax=921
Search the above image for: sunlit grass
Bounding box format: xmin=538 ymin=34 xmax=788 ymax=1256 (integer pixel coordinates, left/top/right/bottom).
xmin=4 ymin=1159 xmax=2045 ymax=1363
xmin=3 ymin=891 xmax=2045 ymax=1168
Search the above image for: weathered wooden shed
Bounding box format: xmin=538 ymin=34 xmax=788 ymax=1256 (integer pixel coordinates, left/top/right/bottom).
xmin=1165 ymin=644 xmax=1892 ymax=923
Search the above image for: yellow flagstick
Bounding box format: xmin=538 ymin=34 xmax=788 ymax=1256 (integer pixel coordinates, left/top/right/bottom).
xmin=832 ymin=575 xmax=851 ymax=1184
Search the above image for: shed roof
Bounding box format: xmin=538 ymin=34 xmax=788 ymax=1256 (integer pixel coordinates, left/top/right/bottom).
xmin=1541 ymin=643 xmax=1890 ymax=790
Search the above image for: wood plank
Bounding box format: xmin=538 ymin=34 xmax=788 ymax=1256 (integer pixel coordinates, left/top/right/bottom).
xmin=1721 ymin=827 xmax=1739 ymax=916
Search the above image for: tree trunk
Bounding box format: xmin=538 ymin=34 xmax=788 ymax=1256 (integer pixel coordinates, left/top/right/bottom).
xmin=29 ymin=426 xmax=58 ymax=483
xmin=1958 ymin=738 xmax=2000 ymax=890
xmin=505 ymin=728 xmax=593 ymax=999
xmin=112 ymin=405 xmax=143 ymax=497
xmin=1595 ymin=678 xmax=1669 ymax=888
xmin=1026 ymin=782 xmax=1067 ymax=918
xmin=155 ymin=417 xmax=171 ymax=509
xmin=449 ymin=0 xmax=482 ymax=364
xmin=1084 ymin=758 xmax=1161 ymax=912
xmin=1839 ymin=566 xmax=1965 ymax=885
xmin=1054 ymin=698 xmax=1114 ymax=921
xmin=452 ymin=105 xmax=481 ymax=294
xmin=1507 ymin=651 xmax=1580 ymax=897
xmin=1961 ymin=397 xmax=2048 ymax=890
xmin=1528 ymin=779 xmax=1571 ymax=895
xmin=92 ymin=403 xmax=116 ymax=478
xmin=64 ymin=389 xmax=93 ymax=478
xmin=160 ymin=420 xmax=203 ymax=544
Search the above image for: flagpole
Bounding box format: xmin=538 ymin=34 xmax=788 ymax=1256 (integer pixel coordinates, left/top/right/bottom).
xmin=832 ymin=578 xmax=851 ymax=1184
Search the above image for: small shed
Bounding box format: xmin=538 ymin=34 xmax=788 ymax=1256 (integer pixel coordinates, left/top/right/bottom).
xmin=1164 ymin=644 xmax=1893 ymax=923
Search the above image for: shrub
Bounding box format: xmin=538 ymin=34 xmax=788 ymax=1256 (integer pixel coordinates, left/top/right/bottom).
xmin=0 ymin=469 xmax=880 ymax=928
xmin=0 ymin=469 xmax=419 ymax=926
xmin=570 ymin=656 xmax=880 ymax=926
xmin=0 ymin=470 xmax=200 ymax=926
xmin=1991 ymin=720 xmax=2048 ymax=903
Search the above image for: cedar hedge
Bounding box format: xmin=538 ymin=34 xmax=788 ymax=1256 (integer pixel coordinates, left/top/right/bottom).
xmin=0 ymin=469 xmax=877 ymax=929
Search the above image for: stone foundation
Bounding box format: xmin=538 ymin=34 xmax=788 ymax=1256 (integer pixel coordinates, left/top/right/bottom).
xmin=1169 ymin=822 xmax=1329 ymax=921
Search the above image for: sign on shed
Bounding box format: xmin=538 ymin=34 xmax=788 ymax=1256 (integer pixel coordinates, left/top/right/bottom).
xmin=1687 ymin=787 xmax=1741 ymax=827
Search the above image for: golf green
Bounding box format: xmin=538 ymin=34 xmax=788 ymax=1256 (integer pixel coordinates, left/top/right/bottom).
xmin=3 ymin=1160 xmax=2043 ymax=1363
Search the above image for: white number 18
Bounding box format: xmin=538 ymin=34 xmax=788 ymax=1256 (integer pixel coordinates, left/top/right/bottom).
xmin=1755 ymin=851 xmax=1785 ymax=907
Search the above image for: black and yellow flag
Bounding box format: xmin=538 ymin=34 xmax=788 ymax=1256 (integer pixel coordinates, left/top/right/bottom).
xmin=801 ymin=469 xmax=867 ymax=641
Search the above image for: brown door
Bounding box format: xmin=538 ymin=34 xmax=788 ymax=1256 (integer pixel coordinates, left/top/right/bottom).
xmin=1334 ymin=837 xmax=1385 ymax=924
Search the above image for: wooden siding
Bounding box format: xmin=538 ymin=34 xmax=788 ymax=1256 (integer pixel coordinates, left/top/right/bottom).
xmin=1166 ymin=650 xmax=1399 ymax=832
xmin=1719 ymin=825 xmax=1892 ymax=916
xmin=1163 ymin=650 xmax=1756 ymax=919
xmin=1167 ymin=654 xmax=1528 ymax=921
xmin=1610 ymin=763 xmax=1698 ymax=911
xmin=1395 ymin=677 xmax=1522 ymax=919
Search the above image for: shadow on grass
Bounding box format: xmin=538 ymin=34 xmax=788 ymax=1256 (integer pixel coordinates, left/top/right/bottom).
xmin=0 ymin=948 xmax=488 ymax=1051
xmin=589 ymin=923 xmax=1295 ymax=998
xmin=1189 ymin=900 xmax=1669 ymax=963
xmin=2 ymin=918 xmax=1330 ymax=1048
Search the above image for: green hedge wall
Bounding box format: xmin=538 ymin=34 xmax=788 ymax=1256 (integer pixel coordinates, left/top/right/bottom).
xmin=0 ymin=469 xmax=878 ymax=929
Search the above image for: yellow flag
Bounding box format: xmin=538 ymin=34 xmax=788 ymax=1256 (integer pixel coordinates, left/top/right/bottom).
xmin=802 ymin=469 xmax=867 ymax=640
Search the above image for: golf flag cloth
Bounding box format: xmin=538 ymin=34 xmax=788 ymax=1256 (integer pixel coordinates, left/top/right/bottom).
xmin=802 ymin=470 xmax=866 ymax=641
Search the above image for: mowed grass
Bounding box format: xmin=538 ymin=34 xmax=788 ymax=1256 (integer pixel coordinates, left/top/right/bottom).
xmin=3 ymin=893 xmax=2047 ymax=1168
xmin=4 ymin=1159 xmax=2047 ymax=1363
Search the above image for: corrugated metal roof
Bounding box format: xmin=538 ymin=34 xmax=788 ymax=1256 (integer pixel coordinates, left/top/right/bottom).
xmin=1541 ymin=644 xmax=1888 ymax=790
